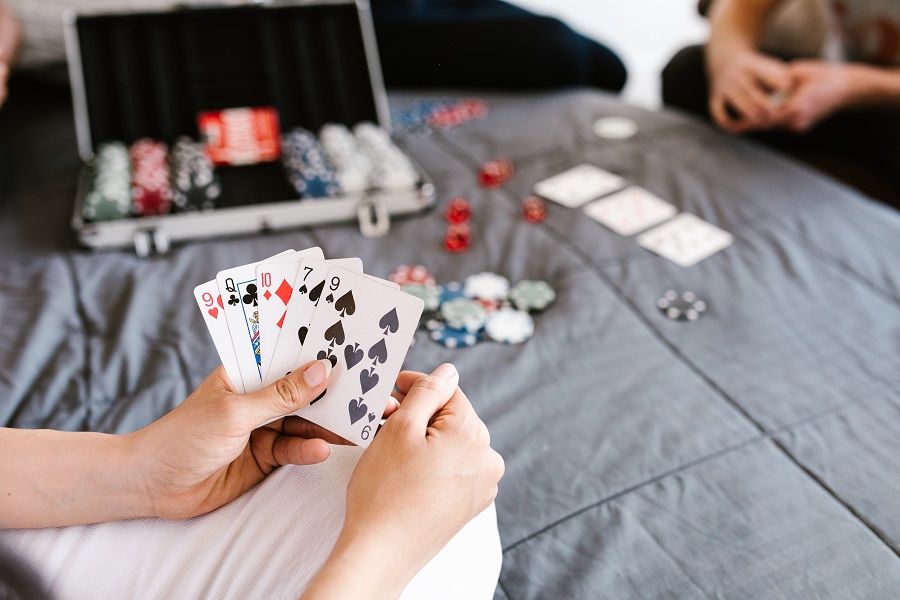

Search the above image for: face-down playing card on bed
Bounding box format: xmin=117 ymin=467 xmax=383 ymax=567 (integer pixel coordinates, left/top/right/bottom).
xmin=290 ymin=266 xmax=424 ymax=447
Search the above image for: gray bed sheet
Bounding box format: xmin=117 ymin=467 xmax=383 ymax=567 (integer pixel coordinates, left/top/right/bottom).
xmin=1 ymin=83 xmax=899 ymax=599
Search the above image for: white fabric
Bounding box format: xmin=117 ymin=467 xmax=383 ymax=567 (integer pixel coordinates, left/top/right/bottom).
xmin=0 ymin=445 xmax=502 ymax=600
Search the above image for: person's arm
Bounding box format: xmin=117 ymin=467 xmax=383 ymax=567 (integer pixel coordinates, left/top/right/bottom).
xmin=0 ymin=359 xmax=356 ymax=528
xmin=705 ymin=0 xmax=792 ymax=131
xmin=302 ymin=364 xmax=505 ymax=600
xmin=0 ymin=0 xmax=20 ymax=106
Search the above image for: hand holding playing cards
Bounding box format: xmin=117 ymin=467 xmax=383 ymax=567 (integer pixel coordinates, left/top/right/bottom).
xmin=303 ymin=363 xmax=505 ymax=600
xmin=131 ymin=359 xmax=377 ymax=520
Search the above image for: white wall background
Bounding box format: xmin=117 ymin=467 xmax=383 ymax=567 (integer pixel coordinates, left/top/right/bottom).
xmin=508 ymin=0 xmax=710 ymax=109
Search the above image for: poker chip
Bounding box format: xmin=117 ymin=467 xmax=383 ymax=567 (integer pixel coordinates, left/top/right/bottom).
xmin=464 ymin=272 xmax=510 ymax=301
xmin=485 ymin=308 xmax=534 ymax=344
xmin=83 ymin=141 xmax=132 ymax=222
xmin=401 ymin=283 xmax=442 ymax=311
xmin=354 ymin=122 xmax=419 ymax=190
xmin=429 ymin=322 xmax=482 ymax=348
xmin=439 ymin=281 xmax=466 ymax=304
xmin=281 ymin=127 xmax=340 ymax=198
xmin=593 ymin=116 xmax=638 ymax=140
xmin=440 ymin=297 xmax=487 ymax=332
xmin=130 ymin=138 xmax=172 ymax=216
xmin=656 ymin=290 xmax=707 ymax=321
xmin=319 ymin=123 xmax=373 ymax=194
xmin=389 ymin=264 xmax=435 ymax=286
xmin=509 ymin=280 xmax=556 ymax=312
xmin=169 ymin=136 xmax=221 ymax=211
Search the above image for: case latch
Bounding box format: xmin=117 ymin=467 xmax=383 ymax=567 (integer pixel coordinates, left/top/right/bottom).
xmin=357 ymin=198 xmax=391 ymax=238
xmin=133 ymin=228 xmax=170 ymax=257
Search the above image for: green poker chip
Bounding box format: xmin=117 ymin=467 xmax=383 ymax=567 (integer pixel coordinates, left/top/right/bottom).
xmin=440 ymin=297 xmax=487 ymax=332
xmin=509 ymin=280 xmax=556 ymax=312
xmin=401 ymin=283 xmax=442 ymax=311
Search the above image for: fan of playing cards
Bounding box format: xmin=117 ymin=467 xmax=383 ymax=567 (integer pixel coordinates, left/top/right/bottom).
xmin=194 ymin=248 xmax=424 ymax=447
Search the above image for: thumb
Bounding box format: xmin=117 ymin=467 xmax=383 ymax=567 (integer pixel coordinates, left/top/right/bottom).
xmin=394 ymin=363 xmax=459 ymax=432
xmin=241 ymin=359 xmax=332 ymax=427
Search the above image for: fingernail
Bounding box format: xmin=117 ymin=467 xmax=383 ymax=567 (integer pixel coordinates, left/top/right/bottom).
xmin=432 ymin=363 xmax=457 ymax=379
xmin=304 ymin=359 xmax=331 ymax=387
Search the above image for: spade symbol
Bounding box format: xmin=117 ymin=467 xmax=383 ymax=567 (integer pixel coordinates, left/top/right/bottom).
xmin=324 ymin=320 xmax=345 ymax=347
xmin=349 ymin=398 xmax=368 ymax=425
xmin=298 ymin=284 xmax=308 ymax=295
xmin=344 ymin=343 xmax=364 ymax=369
xmin=311 ymin=388 xmax=327 ymax=405
xmin=335 ymin=291 xmax=356 ymax=317
xmin=379 ymin=308 xmax=399 ymax=335
xmin=309 ymin=281 xmax=325 ymax=304
xmin=298 ymin=327 xmax=308 ymax=345
xmin=360 ymin=368 xmax=379 ymax=394
xmin=317 ymin=350 xmax=337 ymax=368
xmin=326 ymin=293 xmax=335 ymax=304
xmin=242 ymin=284 xmax=258 ymax=307
xmin=368 ymin=412 xmax=376 ymax=423
xmin=368 ymin=338 xmax=388 ymax=365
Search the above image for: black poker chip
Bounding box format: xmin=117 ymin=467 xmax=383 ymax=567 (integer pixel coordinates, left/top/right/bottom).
xmin=656 ymin=290 xmax=707 ymax=321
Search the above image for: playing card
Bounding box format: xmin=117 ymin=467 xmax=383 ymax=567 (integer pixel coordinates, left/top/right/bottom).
xmin=583 ymin=185 xmax=676 ymax=236
xmin=216 ymin=249 xmax=297 ymax=393
xmin=533 ymin=163 xmax=625 ymax=208
xmin=291 ymin=267 xmax=424 ymax=446
xmin=262 ymin=257 xmax=364 ymax=386
xmin=637 ymin=213 xmax=734 ymax=267
xmin=255 ymin=247 xmax=325 ymax=381
xmin=194 ymin=280 xmax=245 ymax=393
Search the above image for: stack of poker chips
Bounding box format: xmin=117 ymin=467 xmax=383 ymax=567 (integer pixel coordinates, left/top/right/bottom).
xmin=391 ymin=265 xmax=557 ymax=347
xmin=353 ymin=122 xmax=419 ymax=191
xmin=130 ymin=139 xmax=172 ymax=216
xmin=170 ymin=136 xmax=221 ymax=212
xmin=319 ymin=123 xmax=373 ymax=194
xmin=82 ymin=142 xmax=132 ymax=222
xmin=281 ymin=127 xmax=341 ymax=199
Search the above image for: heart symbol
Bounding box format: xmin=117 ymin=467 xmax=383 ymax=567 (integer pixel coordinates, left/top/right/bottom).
xmin=368 ymin=412 xmax=376 ymax=423
xmin=208 ymin=307 xmax=219 ymax=319
xmin=368 ymin=339 xmax=388 ymax=365
xmin=317 ymin=350 xmax=337 ymax=368
xmin=344 ymin=343 xmax=364 ymax=370
xmin=216 ymin=295 xmax=224 ymax=309
xmin=335 ymin=291 xmax=356 ymax=317
xmin=360 ymin=368 xmax=379 ymax=394
xmin=379 ymin=308 xmax=399 ymax=334
xmin=298 ymin=327 xmax=308 ymax=344
xmin=324 ymin=320 xmax=345 ymax=346
xmin=349 ymin=398 xmax=368 ymax=425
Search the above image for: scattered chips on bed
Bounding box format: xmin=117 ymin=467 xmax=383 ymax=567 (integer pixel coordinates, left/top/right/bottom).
xmin=391 ymin=97 xmax=489 ymax=136
xmin=657 ymin=290 xmax=707 ymax=321
xmin=397 ymin=266 xmax=555 ymax=349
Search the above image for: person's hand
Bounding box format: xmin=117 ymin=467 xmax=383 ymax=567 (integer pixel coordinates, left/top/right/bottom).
xmin=708 ymin=49 xmax=793 ymax=133
xmin=129 ymin=360 xmax=399 ymax=520
xmin=770 ymin=60 xmax=855 ymax=133
xmin=302 ymin=363 xmax=505 ymax=599
xmin=0 ymin=63 xmax=9 ymax=107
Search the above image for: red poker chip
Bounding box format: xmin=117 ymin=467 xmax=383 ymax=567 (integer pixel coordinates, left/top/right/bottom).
xmin=389 ymin=264 xmax=435 ymax=286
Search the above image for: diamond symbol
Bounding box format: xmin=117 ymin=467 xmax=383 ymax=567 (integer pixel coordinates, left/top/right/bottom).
xmin=263 ymin=290 xmax=272 ymax=300
xmin=275 ymin=279 xmax=293 ymax=305
xmin=276 ymin=311 xmax=286 ymax=329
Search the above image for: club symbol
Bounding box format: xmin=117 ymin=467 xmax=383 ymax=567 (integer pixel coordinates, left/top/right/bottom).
xmin=242 ymin=284 xmax=258 ymax=307
xmin=228 ymin=294 xmax=240 ymax=306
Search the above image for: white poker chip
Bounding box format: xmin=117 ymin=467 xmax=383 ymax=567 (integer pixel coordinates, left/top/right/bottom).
xmin=464 ymin=272 xmax=510 ymax=301
xmin=593 ymin=116 xmax=638 ymax=140
xmin=485 ymin=308 xmax=534 ymax=344
xmin=656 ymin=289 xmax=707 ymax=321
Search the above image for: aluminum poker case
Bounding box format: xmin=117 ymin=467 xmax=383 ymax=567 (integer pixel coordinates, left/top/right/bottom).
xmin=66 ymin=0 xmax=435 ymax=256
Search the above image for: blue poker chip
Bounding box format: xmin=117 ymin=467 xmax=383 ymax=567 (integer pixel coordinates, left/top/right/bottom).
xmin=439 ymin=281 xmax=467 ymax=305
xmin=429 ymin=323 xmax=482 ymax=348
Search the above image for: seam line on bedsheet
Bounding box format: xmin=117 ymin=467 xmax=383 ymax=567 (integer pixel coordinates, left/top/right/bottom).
xmin=429 ymin=132 xmax=900 ymax=563
xmin=62 ymin=252 xmax=94 ymax=431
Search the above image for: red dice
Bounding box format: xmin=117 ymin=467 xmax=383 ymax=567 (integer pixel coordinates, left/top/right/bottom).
xmin=479 ymin=158 xmax=514 ymax=189
xmin=445 ymin=197 xmax=471 ymax=224
xmin=444 ymin=224 xmax=471 ymax=252
xmin=522 ymin=196 xmax=546 ymax=223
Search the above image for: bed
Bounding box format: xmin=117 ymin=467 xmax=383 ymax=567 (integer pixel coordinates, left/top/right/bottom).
xmin=1 ymin=79 xmax=899 ymax=599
